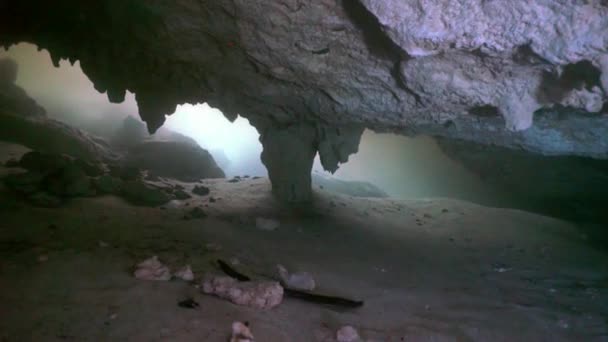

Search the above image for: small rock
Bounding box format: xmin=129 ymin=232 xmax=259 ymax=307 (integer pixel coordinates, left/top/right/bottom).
xmin=277 ymin=264 xmax=316 ymax=291
xmin=38 ymin=255 xmax=49 ymax=263
xmin=230 ymin=321 xmax=254 ymax=342
xmin=185 ymin=207 xmax=207 ymax=220
xmin=209 ymin=196 xmax=216 ymax=203
xmin=133 ymin=256 xmax=171 ymax=281
xmin=442 ymin=208 xmax=449 ymax=213
xmin=174 ymin=265 xmax=195 ymax=281
xmin=336 ymin=325 xmax=360 ymax=342
xmin=201 ymin=275 xmax=283 ymax=309
xmin=192 ymin=185 xmax=210 ymax=196
xmin=98 ymin=240 xmax=109 ymax=248
xmin=173 ymin=190 xmax=191 ymax=200
xmin=228 ymin=178 xmax=240 ymax=183
xmin=255 ymin=217 xmax=280 ymax=231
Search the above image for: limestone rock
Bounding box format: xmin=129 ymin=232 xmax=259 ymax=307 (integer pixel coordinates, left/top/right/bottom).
xmin=277 ymin=264 xmax=316 ymax=291
xmin=201 ymin=275 xmax=283 ymax=309
xmin=45 ymin=163 xmax=94 ymax=198
xmin=0 ymin=58 xmax=46 ymax=118
xmin=0 ymin=112 xmax=113 ymax=162
xmin=174 ymin=265 xmax=194 ymax=282
xmin=124 ymin=141 xmax=224 ymax=182
xmin=192 ymin=185 xmax=210 ymax=196
xmin=133 ymin=256 xmax=171 ymax=281
xmin=173 ymin=189 xmax=191 ymax=200
xmin=336 ymin=326 xmax=360 ymax=342
xmin=121 ymin=181 xmax=170 ymax=206
xmin=230 ymin=321 xmax=254 ymax=342
xmin=260 ymin=124 xmax=317 ymax=203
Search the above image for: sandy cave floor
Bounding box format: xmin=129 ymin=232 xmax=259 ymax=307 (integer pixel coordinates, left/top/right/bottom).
xmin=0 ymin=144 xmax=607 ymax=341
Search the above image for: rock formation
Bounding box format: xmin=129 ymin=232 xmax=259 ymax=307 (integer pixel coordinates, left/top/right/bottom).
xmin=0 ymin=57 xmax=46 ymax=118
xmin=1 ymin=1 xmax=607 ymax=201
xmin=124 ymin=140 xmax=225 ymax=182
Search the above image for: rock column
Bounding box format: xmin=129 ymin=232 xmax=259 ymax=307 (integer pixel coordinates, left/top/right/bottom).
xmin=260 ymin=124 xmax=317 ymax=203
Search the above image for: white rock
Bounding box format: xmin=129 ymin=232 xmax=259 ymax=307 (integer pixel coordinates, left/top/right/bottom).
xmin=174 ymin=265 xmax=194 ymax=281
xmin=230 ymin=321 xmax=254 ymax=342
xmin=133 ymin=256 xmax=171 ymax=281
xmin=277 ymin=264 xmax=316 ymax=291
xmin=201 ymin=274 xmax=283 ymax=309
xmin=336 ymin=325 xmax=360 ymax=342
xmin=255 ymin=217 xmax=280 ymax=231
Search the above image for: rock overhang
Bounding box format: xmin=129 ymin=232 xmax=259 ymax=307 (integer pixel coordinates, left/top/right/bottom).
xmin=1 ymin=0 xmax=608 ymax=201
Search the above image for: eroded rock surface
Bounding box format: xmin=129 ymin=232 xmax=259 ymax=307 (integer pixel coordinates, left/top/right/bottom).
xmin=201 ymin=275 xmax=283 ymax=310
xmin=1 ymin=1 xmax=606 ymax=154
xmin=1 ymin=1 xmax=608 ymax=200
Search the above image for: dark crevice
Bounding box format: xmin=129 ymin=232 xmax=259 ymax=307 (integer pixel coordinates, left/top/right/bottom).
xmin=513 ymin=44 xmax=550 ymax=65
xmin=536 ymin=60 xmax=603 ymax=103
xmin=311 ymin=47 xmax=330 ymax=55
xmin=469 ymin=105 xmax=500 ymax=117
xmin=342 ymin=0 xmax=416 ymax=101
xmin=561 ymin=60 xmax=602 ymax=91
xmin=341 ymin=0 xmax=402 ymax=62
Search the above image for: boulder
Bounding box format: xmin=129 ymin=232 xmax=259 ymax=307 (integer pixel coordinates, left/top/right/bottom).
xmin=3 ymin=171 xmax=45 ymax=195
xmin=121 ymin=180 xmax=170 ymax=206
xmin=45 ymin=163 xmax=94 ymax=198
xmin=192 ymin=185 xmax=210 ymax=196
xmin=93 ymin=175 xmax=123 ymax=194
xmin=19 ymin=151 xmax=71 ymax=174
xmin=173 ymin=189 xmax=191 ymax=200
xmin=124 ymin=141 xmax=224 ymax=182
